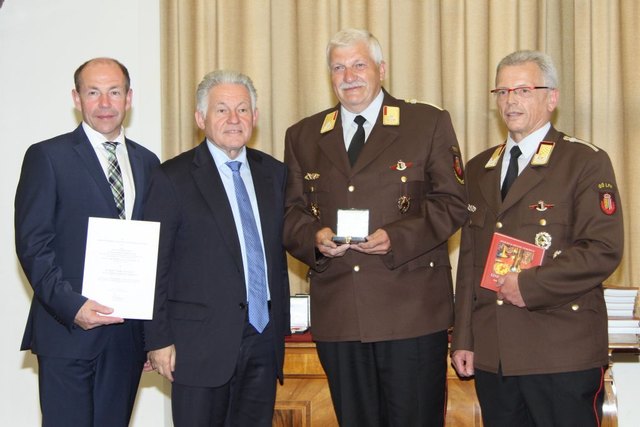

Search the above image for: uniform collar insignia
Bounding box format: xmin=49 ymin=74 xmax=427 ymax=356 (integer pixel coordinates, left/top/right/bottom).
xmin=530 ymin=141 xmax=555 ymax=166
xmin=320 ymin=110 xmax=338 ymax=134
xmin=382 ymin=105 xmax=400 ymax=126
xmin=485 ymin=144 xmax=505 ymax=169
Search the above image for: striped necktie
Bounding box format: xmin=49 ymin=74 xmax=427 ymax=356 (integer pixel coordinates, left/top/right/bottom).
xmin=103 ymin=141 xmax=125 ymax=219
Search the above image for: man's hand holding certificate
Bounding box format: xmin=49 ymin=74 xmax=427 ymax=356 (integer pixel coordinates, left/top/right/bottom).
xmin=81 ymin=217 xmax=160 ymax=320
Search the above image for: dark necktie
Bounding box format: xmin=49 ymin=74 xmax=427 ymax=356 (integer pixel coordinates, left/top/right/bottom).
xmin=501 ymin=145 xmax=522 ymax=200
xmin=226 ymin=161 xmax=269 ymax=333
xmin=103 ymin=141 xmax=125 ymax=219
xmin=347 ymin=115 xmax=366 ymax=166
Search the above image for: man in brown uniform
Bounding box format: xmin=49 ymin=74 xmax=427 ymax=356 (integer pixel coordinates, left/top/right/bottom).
xmin=284 ymin=28 xmax=467 ymax=426
xmin=451 ymin=50 xmax=623 ymax=426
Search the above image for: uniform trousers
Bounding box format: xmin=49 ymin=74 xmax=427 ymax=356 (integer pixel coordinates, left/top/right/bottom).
xmin=171 ymin=319 xmax=277 ymax=427
xmin=316 ymin=329 xmax=448 ymax=427
xmin=475 ymin=365 xmax=605 ymax=427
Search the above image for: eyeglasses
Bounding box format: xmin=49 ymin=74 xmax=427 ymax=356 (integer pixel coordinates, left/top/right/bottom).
xmin=490 ymin=86 xmax=552 ymax=99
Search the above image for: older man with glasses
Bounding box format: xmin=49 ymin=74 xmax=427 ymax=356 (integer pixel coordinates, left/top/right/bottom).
xmin=451 ymin=50 xmax=623 ymax=426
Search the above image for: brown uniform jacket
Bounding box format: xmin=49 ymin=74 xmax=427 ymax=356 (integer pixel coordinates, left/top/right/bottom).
xmin=284 ymin=90 xmax=468 ymax=342
xmin=451 ymin=126 xmax=623 ymax=375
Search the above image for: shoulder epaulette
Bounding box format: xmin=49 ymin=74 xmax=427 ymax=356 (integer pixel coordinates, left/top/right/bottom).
xmin=563 ymin=135 xmax=599 ymax=152
xmin=404 ymin=99 xmax=443 ymax=111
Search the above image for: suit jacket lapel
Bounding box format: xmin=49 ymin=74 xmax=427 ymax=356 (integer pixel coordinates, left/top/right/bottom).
xmin=125 ymin=139 xmax=145 ymax=219
xmin=479 ymin=163 xmax=502 ymax=216
xmin=191 ymin=142 xmax=244 ymax=274
xmin=499 ymin=167 xmax=544 ymax=213
xmin=71 ymin=125 xmax=119 ymax=216
xmin=247 ymin=149 xmax=277 ymax=270
xmin=317 ymin=109 xmax=352 ymax=178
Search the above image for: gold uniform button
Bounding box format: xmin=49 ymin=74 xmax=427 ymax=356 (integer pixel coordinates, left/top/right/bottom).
xmin=539 ymin=219 xmax=547 ymax=226
xmin=571 ymin=304 xmax=579 ymax=311
xmin=353 ymin=265 xmax=360 ymax=272
xmin=429 ymin=261 xmax=435 ymax=268
xmin=496 ymin=222 xmax=503 ymax=229
xmin=401 ymin=176 xmax=408 ymax=183
xmin=497 ymin=299 xmax=504 ymax=306
xmin=348 ymin=185 xmax=355 ymax=192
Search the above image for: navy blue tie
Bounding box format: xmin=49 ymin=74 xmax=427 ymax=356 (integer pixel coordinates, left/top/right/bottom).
xmin=226 ymin=161 xmax=269 ymax=332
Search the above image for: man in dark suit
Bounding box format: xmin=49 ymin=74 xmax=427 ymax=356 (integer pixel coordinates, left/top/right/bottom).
xmin=283 ymin=29 xmax=468 ymax=426
xmin=451 ymin=50 xmax=624 ymax=426
xmin=15 ymin=57 xmax=160 ymax=426
xmin=143 ymin=70 xmax=290 ymax=426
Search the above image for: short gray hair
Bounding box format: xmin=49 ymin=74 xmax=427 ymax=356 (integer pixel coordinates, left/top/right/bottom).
xmin=326 ymin=28 xmax=384 ymax=68
xmin=496 ymin=50 xmax=559 ymax=88
xmin=195 ymin=70 xmax=257 ymax=115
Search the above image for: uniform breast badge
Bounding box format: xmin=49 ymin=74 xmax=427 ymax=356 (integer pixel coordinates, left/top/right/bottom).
xmin=397 ymin=195 xmax=411 ymax=214
xmin=529 ymin=200 xmax=555 ymax=211
xmin=304 ymin=172 xmax=321 ymax=218
xmin=390 ymin=160 xmax=412 ymax=171
xmin=391 ymin=160 xmax=412 ymax=214
xmin=535 ymin=232 xmax=552 ymax=250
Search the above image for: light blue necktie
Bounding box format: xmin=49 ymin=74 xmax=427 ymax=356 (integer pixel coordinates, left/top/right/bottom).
xmin=226 ymin=161 xmax=269 ymax=333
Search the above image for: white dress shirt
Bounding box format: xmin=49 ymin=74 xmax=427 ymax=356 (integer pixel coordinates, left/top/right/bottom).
xmin=83 ymin=122 xmax=136 ymax=220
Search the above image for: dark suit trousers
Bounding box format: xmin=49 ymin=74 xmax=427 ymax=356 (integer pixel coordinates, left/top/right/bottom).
xmin=171 ymin=318 xmax=278 ymax=427
xmin=475 ymin=366 xmax=605 ymax=427
xmin=37 ymin=327 xmax=144 ymax=427
xmin=316 ymin=330 xmax=448 ymax=427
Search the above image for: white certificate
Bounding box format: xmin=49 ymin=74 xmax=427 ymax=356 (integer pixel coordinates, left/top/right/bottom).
xmin=81 ymin=217 xmax=160 ymax=320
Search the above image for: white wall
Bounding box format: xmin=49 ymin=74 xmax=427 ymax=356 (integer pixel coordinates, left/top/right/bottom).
xmin=0 ymin=1 xmax=171 ymax=425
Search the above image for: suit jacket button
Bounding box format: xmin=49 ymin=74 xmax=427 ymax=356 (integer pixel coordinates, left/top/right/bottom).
xmin=496 ymin=222 xmax=503 ymax=229
xmin=571 ymin=304 xmax=579 ymax=311
xmin=353 ymin=265 xmax=360 ymax=272
xmin=348 ymin=185 xmax=355 ymax=192
xmin=539 ymin=219 xmax=547 ymax=226
xmin=496 ymin=299 xmax=504 ymax=305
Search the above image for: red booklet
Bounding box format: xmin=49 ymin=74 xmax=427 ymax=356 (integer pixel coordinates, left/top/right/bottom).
xmin=480 ymin=232 xmax=545 ymax=292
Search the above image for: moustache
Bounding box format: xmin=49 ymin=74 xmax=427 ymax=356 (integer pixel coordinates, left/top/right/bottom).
xmin=339 ymin=81 xmax=366 ymax=90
